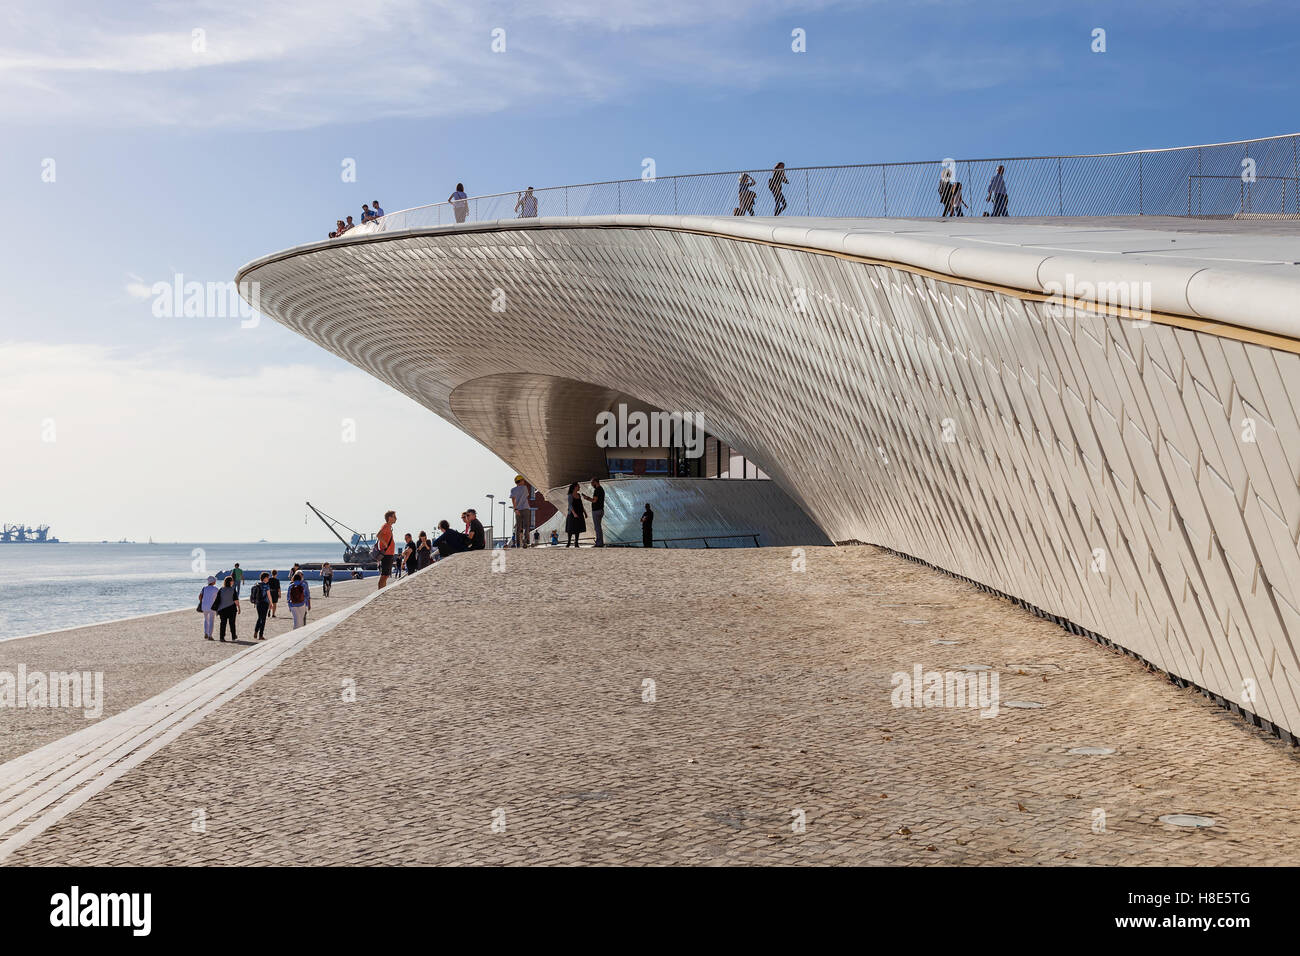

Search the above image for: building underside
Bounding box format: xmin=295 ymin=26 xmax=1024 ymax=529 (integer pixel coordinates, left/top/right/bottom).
xmin=241 ymin=214 xmax=1300 ymax=738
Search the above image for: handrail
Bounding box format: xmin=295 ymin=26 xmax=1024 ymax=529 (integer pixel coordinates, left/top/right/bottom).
xmin=606 ymin=533 xmax=762 ymax=549
xmin=323 ymin=132 xmax=1300 ymax=239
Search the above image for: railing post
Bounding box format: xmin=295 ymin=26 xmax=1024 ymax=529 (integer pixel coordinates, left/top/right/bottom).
xmin=674 ymin=176 xmax=678 ymax=215
xmin=1057 ymin=156 xmax=1063 ymax=215
xmin=805 ymin=169 xmax=810 ymax=216
xmin=882 ymin=166 xmax=888 ymax=217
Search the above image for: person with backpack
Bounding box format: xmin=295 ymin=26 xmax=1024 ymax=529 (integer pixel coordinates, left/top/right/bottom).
xmin=268 ymin=570 xmax=282 ymax=617
xmin=250 ymin=572 xmax=272 ymax=641
xmin=376 ymin=510 xmax=398 ymax=588
xmin=287 ymin=571 xmax=311 ymax=629
xmin=214 ymin=575 xmax=240 ymax=642
xmin=198 ymin=575 xmax=220 ymax=640
xmin=321 ymin=561 xmax=333 ymax=597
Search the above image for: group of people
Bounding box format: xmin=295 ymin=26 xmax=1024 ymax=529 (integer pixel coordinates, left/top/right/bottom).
xmin=939 ymin=165 xmax=1010 ymax=218
xmin=197 ymin=564 xmax=319 ymax=643
xmin=560 ymin=479 xmax=655 ymax=548
xmin=372 ymin=508 xmax=491 ymax=588
xmin=325 ymin=162 xmax=1012 ymax=240
xmin=735 ymin=162 xmax=788 ymax=216
xmin=328 ymin=200 xmax=385 ymax=238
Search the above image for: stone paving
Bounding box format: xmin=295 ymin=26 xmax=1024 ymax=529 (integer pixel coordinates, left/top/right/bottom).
xmin=5 ymin=546 xmax=1299 ymax=866
xmin=0 ymin=577 xmax=373 ymax=763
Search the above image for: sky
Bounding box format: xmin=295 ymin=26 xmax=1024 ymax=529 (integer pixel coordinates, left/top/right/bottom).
xmin=2 ymin=0 xmax=1298 ymax=541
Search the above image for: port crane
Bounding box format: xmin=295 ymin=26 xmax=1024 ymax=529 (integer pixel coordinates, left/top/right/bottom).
xmin=305 ymin=502 xmax=377 ymax=566
xmin=1 ymin=523 xmax=60 ymax=543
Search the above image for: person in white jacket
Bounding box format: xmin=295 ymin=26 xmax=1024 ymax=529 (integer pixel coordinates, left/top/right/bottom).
xmin=199 ymin=575 xmax=220 ymax=641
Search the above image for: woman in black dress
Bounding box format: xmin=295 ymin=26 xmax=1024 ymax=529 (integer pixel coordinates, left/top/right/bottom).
xmin=416 ymin=531 xmax=433 ymax=569
xmin=565 ymin=482 xmax=586 ymax=547
xmin=641 ymin=503 xmax=655 ymax=548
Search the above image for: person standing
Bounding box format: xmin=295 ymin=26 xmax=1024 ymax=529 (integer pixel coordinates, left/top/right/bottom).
xmin=565 ymin=482 xmax=586 ymax=547
xmin=198 ymin=575 xmax=220 ymax=641
xmin=416 ymin=531 xmax=433 ymax=568
xmin=215 ymin=575 xmax=240 ymax=642
xmin=251 ymin=572 xmax=272 ymax=641
xmin=268 ymin=570 xmax=282 ymax=617
xmin=510 ymin=475 xmax=532 ymax=549
xmin=986 ymin=164 xmax=1009 ymax=217
xmin=449 ymin=183 xmax=469 ymax=223
xmin=286 ymin=571 xmax=311 ymax=629
xmin=377 ymin=510 xmax=398 ymax=588
xmin=232 ymin=562 xmax=244 ymax=597
xmin=403 ymin=532 xmax=419 ymax=576
xmin=321 ymin=561 xmax=333 ymax=597
xmin=641 ymin=503 xmax=655 ymax=548
xmin=372 ymin=199 xmax=385 ymax=220
xmin=467 ymin=509 xmax=487 ymax=550
xmin=583 ymin=477 xmax=606 ymax=548
xmin=514 ymin=187 xmax=538 ymax=218
xmin=768 ymin=162 xmax=789 ymax=215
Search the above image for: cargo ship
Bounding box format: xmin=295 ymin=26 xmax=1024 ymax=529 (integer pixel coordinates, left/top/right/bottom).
xmin=1 ymin=524 xmax=60 ymax=543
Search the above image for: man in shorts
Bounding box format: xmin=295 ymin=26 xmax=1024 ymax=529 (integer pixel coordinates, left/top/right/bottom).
xmin=377 ymin=509 xmax=398 ymax=588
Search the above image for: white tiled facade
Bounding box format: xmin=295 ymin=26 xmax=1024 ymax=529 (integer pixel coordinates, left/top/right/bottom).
xmin=242 ymin=217 xmax=1300 ymax=737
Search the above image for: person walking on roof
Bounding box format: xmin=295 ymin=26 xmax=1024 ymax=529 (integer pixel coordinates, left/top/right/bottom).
xmin=449 ymin=184 xmax=469 ymax=223
xmin=986 ymin=165 xmax=1009 ymax=217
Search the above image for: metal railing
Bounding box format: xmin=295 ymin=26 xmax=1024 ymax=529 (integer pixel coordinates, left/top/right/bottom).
xmin=327 ymin=133 xmax=1300 ymax=241
xmin=606 ymin=533 xmax=762 ymax=549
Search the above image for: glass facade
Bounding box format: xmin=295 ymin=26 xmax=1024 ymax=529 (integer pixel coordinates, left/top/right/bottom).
xmin=608 ymin=431 xmax=767 ymax=480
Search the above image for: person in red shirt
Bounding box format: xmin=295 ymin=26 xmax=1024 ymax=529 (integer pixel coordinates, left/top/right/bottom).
xmin=377 ymin=509 xmax=397 ymax=589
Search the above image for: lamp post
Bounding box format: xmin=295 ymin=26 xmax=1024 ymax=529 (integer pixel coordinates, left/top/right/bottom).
xmin=501 ymin=500 xmax=510 ymax=547
xmin=485 ymin=494 xmax=494 ymax=547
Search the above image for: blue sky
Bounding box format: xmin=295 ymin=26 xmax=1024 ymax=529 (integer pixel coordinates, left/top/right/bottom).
xmin=2 ymin=0 xmax=1297 ymax=540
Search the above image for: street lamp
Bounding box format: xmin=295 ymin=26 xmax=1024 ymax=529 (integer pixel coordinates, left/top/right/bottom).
xmin=501 ymin=500 xmax=510 ymax=547
xmin=485 ymin=494 xmax=494 ymax=546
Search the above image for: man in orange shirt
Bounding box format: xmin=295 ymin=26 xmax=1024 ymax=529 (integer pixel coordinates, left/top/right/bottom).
xmin=377 ymin=509 xmax=397 ymax=589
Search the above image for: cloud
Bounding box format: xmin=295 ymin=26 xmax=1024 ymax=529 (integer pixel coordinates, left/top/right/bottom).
xmin=0 ymin=341 xmax=514 ymax=541
xmin=124 ymin=274 xmax=153 ymax=299
xmin=0 ymin=0 xmax=847 ymax=129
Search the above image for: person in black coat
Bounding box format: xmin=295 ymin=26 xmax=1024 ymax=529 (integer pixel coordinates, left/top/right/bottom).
xmin=641 ymin=503 xmax=654 ymax=548
xmin=565 ymin=482 xmax=586 ymax=548
xmin=434 ymin=520 xmax=470 ymax=558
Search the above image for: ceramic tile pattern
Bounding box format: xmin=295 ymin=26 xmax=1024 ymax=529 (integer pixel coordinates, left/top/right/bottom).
xmin=242 ymin=221 xmax=1300 ymax=736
